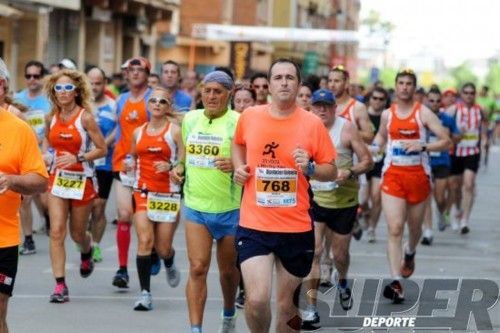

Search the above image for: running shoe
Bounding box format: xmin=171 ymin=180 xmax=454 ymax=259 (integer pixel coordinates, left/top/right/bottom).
xmin=400 ymin=251 xmax=415 ymax=278
xmin=19 ymin=239 xmax=36 ymax=255
xmin=235 ymin=289 xmax=245 ymax=309
xmin=383 ymin=280 xmax=404 ymax=304
xmin=339 ymin=287 xmax=353 ymax=310
xmin=421 ymin=236 xmax=433 ymax=245
xmin=352 ymin=219 xmax=363 ymax=241
xmin=367 ymin=228 xmax=376 ymax=243
xmin=319 ymin=265 xmax=334 ymax=288
xmin=219 ymin=312 xmax=237 ymax=333
xmin=460 ymin=220 xmax=470 ymax=234
xmin=92 ymin=245 xmax=103 ymax=263
xmin=112 ymin=269 xmax=129 ymax=288
xmin=301 ymin=310 xmax=321 ymax=331
xmin=49 ymin=283 xmax=69 ymax=303
xmin=437 ymin=212 xmax=447 ymax=231
xmin=421 ymin=229 xmax=433 ymax=246
xmin=166 ymin=261 xmax=180 ymax=288
xmin=80 ymin=255 xmax=94 ymax=278
xmin=151 ymin=253 xmax=161 ymax=276
xmin=134 ymin=290 xmax=153 ymax=311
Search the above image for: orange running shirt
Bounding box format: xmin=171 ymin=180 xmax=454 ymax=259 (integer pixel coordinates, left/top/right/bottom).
xmin=382 ymin=102 xmax=430 ymax=175
xmin=112 ymin=92 xmax=150 ymax=172
xmin=48 ymin=108 xmax=93 ymax=176
xmin=234 ymin=105 xmax=336 ymax=233
xmin=134 ymin=122 xmax=180 ymax=193
xmin=0 ymin=109 xmax=48 ymax=248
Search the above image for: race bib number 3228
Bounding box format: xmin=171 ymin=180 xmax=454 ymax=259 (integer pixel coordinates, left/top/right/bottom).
xmin=255 ymin=167 xmax=298 ymax=207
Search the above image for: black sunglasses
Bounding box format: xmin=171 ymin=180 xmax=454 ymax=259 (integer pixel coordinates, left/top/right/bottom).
xmin=25 ymin=74 xmax=41 ymax=80
xmin=371 ymin=96 xmax=385 ymax=101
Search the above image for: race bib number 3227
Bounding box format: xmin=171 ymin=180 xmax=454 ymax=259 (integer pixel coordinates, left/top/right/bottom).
xmin=51 ymin=170 xmax=86 ymax=200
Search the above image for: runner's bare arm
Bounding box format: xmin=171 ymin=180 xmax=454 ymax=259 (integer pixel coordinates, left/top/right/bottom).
xmin=231 ymin=142 xmax=249 ymax=186
xmin=354 ymin=103 xmax=375 ymax=143
xmin=347 ymin=121 xmax=374 ymax=176
xmin=422 ymin=107 xmax=452 ymax=152
xmin=170 ymin=124 xmax=185 ymax=184
xmin=373 ymin=109 xmax=389 ymax=150
xmin=81 ymin=111 xmax=107 ymax=161
xmin=105 ymin=127 xmax=116 ymax=148
xmin=480 ymin=108 xmax=490 ymax=145
xmin=0 ymin=172 xmax=47 ymax=195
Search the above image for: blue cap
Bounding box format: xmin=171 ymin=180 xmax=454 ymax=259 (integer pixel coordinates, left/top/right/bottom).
xmin=311 ymin=88 xmax=335 ymax=105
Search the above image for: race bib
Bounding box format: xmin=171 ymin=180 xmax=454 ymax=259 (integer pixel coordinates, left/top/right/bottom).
xmin=459 ymin=131 xmax=479 ymax=148
xmin=27 ymin=110 xmax=46 ymax=138
xmin=119 ymin=172 xmax=135 ymax=187
xmin=255 ymin=167 xmax=297 ymax=207
xmin=186 ymin=133 xmax=223 ymax=168
xmin=51 ymin=170 xmax=86 ymax=200
xmin=391 ymin=140 xmax=422 ymax=166
xmin=94 ymin=157 xmax=106 ymax=167
xmin=428 ymin=135 xmax=441 ymax=157
xmin=310 ymin=180 xmax=338 ymax=192
xmin=147 ymin=192 xmax=181 ymax=223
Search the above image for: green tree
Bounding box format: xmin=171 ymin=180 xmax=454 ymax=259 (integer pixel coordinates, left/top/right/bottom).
xmin=450 ymin=62 xmax=478 ymax=88
xmin=484 ymin=60 xmax=500 ymax=93
xmin=379 ymin=68 xmax=398 ymax=88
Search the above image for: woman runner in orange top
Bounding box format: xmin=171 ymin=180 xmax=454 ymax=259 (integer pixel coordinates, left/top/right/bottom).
xmin=128 ymin=87 xmax=184 ymax=311
xmin=43 ymin=69 xmax=107 ymax=303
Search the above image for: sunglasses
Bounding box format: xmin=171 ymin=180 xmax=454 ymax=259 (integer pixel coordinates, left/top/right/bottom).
xmin=253 ymin=84 xmax=268 ymax=89
xmin=25 ymin=74 xmax=41 ymax=80
xmin=54 ymin=84 xmax=76 ymax=93
xmin=371 ymin=96 xmax=385 ymax=101
xmin=332 ymin=64 xmax=346 ymax=71
xmin=148 ymin=97 xmax=170 ymax=105
xmin=462 ymin=90 xmax=476 ymax=95
xmin=129 ymin=67 xmax=147 ymax=73
xmin=428 ymin=99 xmax=441 ymax=103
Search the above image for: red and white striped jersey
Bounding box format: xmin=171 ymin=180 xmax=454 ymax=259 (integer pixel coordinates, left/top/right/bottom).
xmin=454 ymin=102 xmax=483 ymax=157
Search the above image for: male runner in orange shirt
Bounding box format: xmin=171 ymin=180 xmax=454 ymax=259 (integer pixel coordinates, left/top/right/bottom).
xmin=233 ymin=59 xmax=337 ymax=332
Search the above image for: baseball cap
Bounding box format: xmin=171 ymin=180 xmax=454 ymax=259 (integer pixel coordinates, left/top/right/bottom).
xmin=311 ymin=88 xmax=335 ymax=105
xmin=127 ymin=57 xmax=151 ymax=73
xmin=443 ymin=88 xmax=457 ymax=96
xmin=59 ymin=58 xmax=77 ymax=70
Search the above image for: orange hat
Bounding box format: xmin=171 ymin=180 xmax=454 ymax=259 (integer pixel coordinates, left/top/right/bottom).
xmin=128 ymin=57 xmax=151 ymax=73
xmin=443 ymin=88 xmax=457 ymax=96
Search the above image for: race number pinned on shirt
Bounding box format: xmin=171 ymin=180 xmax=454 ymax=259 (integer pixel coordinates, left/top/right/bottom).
xmin=51 ymin=170 xmax=86 ymax=200
xmin=459 ymin=131 xmax=479 ymax=148
xmin=391 ymin=140 xmax=422 ymax=166
xmin=147 ymin=192 xmax=181 ymax=223
xmin=27 ymin=110 xmax=46 ymax=138
xmin=255 ymin=167 xmax=297 ymax=207
xmin=428 ymin=135 xmax=441 ymax=157
xmin=93 ymin=157 xmax=106 ymax=167
xmin=186 ymin=133 xmax=223 ymax=168
xmin=310 ymin=180 xmax=338 ymax=192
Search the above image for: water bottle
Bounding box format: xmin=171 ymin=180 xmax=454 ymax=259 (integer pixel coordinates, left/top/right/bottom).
xmin=121 ymin=154 xmax=135 ymax=187
xmin=125 ymin=154 xmax=134 ymax=177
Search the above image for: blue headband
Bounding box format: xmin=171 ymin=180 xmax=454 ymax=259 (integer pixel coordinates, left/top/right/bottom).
xmin=203 ymin=71 xmax=233 ymax=90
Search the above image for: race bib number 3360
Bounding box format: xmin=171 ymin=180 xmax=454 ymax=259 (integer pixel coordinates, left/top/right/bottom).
xmin=255 ymin=167 xmax=298 ymax=207
xmin=51 ymin=170 xmax=86 ymax=200
xmin=186 ymin=133 xmax=223 ymax=168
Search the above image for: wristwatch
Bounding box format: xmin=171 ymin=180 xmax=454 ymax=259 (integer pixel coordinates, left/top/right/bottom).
xmin=421 ymin=145 xmax=427 ymax=152
xmin=348 ymin=168 xmax=357 ymax=179
xmin=77 ymin=153 xmax=86 ymax=162
xmin=306 ymin=161 xmax=316 ymax=177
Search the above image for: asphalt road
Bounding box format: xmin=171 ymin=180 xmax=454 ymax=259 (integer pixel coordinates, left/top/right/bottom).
xmin=8 ymin=145 xmax=500 ymax=332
